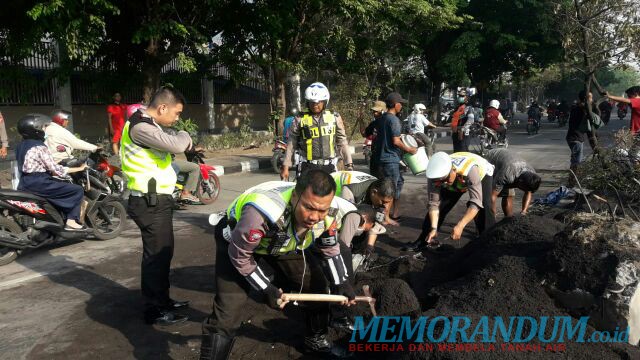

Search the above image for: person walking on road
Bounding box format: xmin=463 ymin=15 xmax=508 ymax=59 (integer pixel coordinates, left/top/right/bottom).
xmin=200 ymin=171 xmax=359 ymax=359
xmin=483 ymin=149 xmax=541 ymax=217
xmin=281 ymin=82 xmax=353 ymax=180
xmin=370 ymin=92 xmax=417 ymax=222
xmin=405 ymin=151 xmax=495 ymax=252
xmin=121 ymin=86 xmax=195 ymax=326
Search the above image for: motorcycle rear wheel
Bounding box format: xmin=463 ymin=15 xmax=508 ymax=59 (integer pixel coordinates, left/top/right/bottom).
xmin=271 ymin=151 xmax=285 ymax=174
xmin=197 ymin=171 xmax=221 ymax=205
xmin=88 ymin=200 xmax=127 ymax=240
xmin=0 ymin=217 xmax=21 ymax=266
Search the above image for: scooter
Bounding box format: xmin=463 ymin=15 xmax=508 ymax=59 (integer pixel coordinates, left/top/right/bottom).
xmin=0 ymin=166 xmax=127 ymax=266
xmin=88 ymin=150 xmax=128 ymax=199
xmin=547 ymin=108 xmax=557 ymax=122
xmin=173 ymin=149 xmax=220 ymax=205
xmin=558 ymin=111 xmax=568 ymax=127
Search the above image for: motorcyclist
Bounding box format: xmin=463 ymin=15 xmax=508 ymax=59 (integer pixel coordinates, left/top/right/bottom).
xmin=281 ymin=82 xmax=353 ymax=180
xmin=15 ymin=114 xmax=88 ymax=231
xmin=450 ymin=89 xmax=475 ymax=152
xmin=45 ymin=110 xmax=100 ymax=164
xmin=483 ymin=100 xmax=508 ymax=143
xmin=547 ymin=99 xmax=558 ymax=120
xmin=527 ymin=101 xmax=542 ymax=128
xmin=163 ymin=127 xmax=204 ymax=204
xmin=405 ymin=103 xmax=436 ymax=153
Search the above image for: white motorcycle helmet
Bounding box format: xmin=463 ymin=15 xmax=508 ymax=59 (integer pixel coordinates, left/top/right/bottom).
xmin=304 ymin=82 xmax=330 ymax=106
xmin=489 ymin=99 xmax=500 ymax=109
xmin=413 ymin=103 xmax=427 ymax=113
xmin=426 ymin=152 xmax=452 ymax=179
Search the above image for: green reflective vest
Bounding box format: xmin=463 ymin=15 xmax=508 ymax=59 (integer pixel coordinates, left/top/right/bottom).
xmin=227 ymin=181 xmax=356 ymax=255
xmin=299 ymin=111 xmax=337 ymax=160
xmin=331 ymin=171 xmax=377 ymax=197
xmin=120 ymin=120 xmax=176 ymax=194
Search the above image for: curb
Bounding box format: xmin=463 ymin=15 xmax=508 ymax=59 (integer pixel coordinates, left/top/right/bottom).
xmin=209 ymin=158 xmax=272 ymax=177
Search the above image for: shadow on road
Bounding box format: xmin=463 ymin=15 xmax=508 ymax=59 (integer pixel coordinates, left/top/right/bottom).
xmin=19 ymin=252 xmax=205 ymax=359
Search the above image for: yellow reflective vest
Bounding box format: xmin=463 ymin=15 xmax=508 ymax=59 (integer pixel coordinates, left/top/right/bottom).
xmin=299 ymin=111 xmax=337 ymax=161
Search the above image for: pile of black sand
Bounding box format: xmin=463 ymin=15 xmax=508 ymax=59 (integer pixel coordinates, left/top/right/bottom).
xmin=346 ymin=216 xmax=640 ymax=359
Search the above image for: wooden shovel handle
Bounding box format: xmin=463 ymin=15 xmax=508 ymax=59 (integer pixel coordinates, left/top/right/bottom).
xmin=281 ymin=293 xmax=374 ymax=303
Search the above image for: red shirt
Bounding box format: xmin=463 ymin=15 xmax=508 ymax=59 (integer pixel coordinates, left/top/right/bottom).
xmin=106 ymin=103 xmax=127 ymax=131
xmin=484 ymin=107 xmax=501 ymax=131
xmin=630 ymin=98 xmax=640 ymax=135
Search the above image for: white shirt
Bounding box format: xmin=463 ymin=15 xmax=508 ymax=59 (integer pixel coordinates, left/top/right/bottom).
xmin=44 ymin=122 xmax=98 ymax=163
xmin=407 ymin=113 xmax=433 ymax=134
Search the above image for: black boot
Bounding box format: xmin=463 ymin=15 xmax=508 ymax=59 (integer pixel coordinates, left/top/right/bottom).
xmin=199 ymin=332 xmax=235 ymax=360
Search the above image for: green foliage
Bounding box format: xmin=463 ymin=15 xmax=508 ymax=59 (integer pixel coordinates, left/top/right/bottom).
xmin=174 ymin=118 xmax=199 ymax=137
xmin=199 ymin=117 xmax=272 ymax=151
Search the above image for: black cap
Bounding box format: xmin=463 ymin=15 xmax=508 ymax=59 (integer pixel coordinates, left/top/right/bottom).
xmin=385 ymin=92 xmax=408 ymax=105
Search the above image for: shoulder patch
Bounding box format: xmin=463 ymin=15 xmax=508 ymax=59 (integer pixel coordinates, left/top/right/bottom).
xmin=327 ymin=207 xmax=338 ymax=217
xmin=247 ymin=229 xmax=265 ymax=243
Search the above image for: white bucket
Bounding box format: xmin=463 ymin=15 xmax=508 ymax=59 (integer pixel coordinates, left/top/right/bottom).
xmin=401 ymin=135 xmax=429 ymax=175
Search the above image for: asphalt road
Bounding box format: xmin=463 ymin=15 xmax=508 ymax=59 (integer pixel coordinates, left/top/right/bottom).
xmin=0 ymin=114 xmax=632 ymax=359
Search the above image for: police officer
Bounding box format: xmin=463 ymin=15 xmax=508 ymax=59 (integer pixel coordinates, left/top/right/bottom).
xmin=280 ymin=83 xmax=353 ymax=180
xmin=200 ymin=170 xmax=360 ymax=359
xmin=405 ymin=152 xmax=496 ymax=252
xmin=121 ymin=86 xmax=194 ymax=325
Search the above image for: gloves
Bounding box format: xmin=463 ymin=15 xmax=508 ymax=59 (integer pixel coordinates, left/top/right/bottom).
xmin=264 ymin=283 xmax=283 ymax=310
xmin=332 ymin=281 xmax=356 ymax=301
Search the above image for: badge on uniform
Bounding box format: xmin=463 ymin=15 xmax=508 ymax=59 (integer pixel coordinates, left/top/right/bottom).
xmin=248 ymin=229 xmax=264 ymax=243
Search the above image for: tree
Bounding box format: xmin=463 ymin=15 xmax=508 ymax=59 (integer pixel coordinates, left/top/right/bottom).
xmin=554 ymin=0 xmax=640 ymax=109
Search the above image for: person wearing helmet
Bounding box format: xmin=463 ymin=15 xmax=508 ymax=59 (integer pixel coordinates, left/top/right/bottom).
xmin=0 ymin=111 xmax=9 ymax=159
xmin=45 ymin=110 xmax=100 ymax=164
xmin=281 ymin=82 xmax=353 ymax=180
xmin=484 ymin=100 xmax=508 ymax=142
xmin=450 ymin=89 xmax=475 ymax=152
xmin=405 ymin=103 xmax=436 ymax=154
xmin=404 ymin=151 xmax=495 ymax=252
xmin=15 ymin=114 xmax=88 ymax=230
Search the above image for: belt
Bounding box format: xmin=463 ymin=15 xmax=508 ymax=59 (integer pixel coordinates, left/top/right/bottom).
xmin=129 ymin=190 xmax=172 ymax=197
xmin=300 ymin=158 xmax=337 ymax=166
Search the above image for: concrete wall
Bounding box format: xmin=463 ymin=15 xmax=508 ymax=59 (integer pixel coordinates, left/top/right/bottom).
xmin=0 ymin=103 xmax=271 ymax=145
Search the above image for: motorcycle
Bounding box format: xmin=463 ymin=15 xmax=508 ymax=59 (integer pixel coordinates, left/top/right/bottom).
xmin=0 ymin=164 xmax=127 ymax=266
xmin=558 ymin=111 xmax=569 ymax=127
xmin=618 ymin=106 xmax=628 ymax=120
xmin=173 ymin=149 xmax=220 ymax=205
xmin=363 ymin=135 xmax=373 ymax=164
xmin=526 ymin=117 xmax=540 ymax=135
xmin=88 ymin=150 xmax=128 ymax=199
xmin=271 ymin=140 xmax=287 ymax=174
xmin=547 ymin=108 xmax=557 ymax=122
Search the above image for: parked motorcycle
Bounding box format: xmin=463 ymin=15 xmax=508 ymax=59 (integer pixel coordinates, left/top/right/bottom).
xmin=173 ymin=149 xmax=220 ymax=205
xmin=363 ymin=135 xmax=373 ymax=164
xmin=0 ymin=165 xmax=127 ymax=266
xmin=271 ymin=140 xmax=287 ymax=174
xmin=526 ymin=117 xmax=540 ymax=135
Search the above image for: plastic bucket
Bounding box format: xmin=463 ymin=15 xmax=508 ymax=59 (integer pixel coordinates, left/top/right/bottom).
xmin=401 ymin=135 xmax=429 ymax=175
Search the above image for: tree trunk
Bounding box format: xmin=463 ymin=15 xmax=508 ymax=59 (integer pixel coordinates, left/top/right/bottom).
xmin=274 ymin=69 xmax=287 ymax=135
xmin=286 ymin=72 xmax=301 ymax=113
xmin=142 ymin=38 xmax=161 ymax=104
xmin=429 ymin=79 xmax=444 ymax=125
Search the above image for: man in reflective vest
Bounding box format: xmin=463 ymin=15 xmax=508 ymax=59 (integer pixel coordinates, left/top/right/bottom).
xmin=405 ymin=152 xmax=496 ymax=252
xmin=121 ymin=86 xmax=195 ymax=325
xmin=281 ymin=83 xmax=353 ymax=180
xmin=200 ymin=170 xmax=361 ymax=359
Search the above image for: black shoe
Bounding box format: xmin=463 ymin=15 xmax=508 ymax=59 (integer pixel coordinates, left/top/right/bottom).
xmin=199 ymin=333 xmax=235 ymax=360
xmin=170 ymin=299 xmax=190 ymax=309
xmin=402 ymin=239 xmax=426 ymax=252
xmin=330 ymin=316 xmax=355 ymax=331
xmin=304 ymin=334 xmax=352 ymax=358
xmin=145 ymin=309 xmax=188 ymax=326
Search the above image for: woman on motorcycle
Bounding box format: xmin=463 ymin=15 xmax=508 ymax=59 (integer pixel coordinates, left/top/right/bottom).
xmin=15 ymin=114 xmax=88 ymax=230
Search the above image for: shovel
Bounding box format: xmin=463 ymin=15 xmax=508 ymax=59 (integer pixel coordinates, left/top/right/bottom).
xmin=278 ymin=285 xmax=377 ymax=316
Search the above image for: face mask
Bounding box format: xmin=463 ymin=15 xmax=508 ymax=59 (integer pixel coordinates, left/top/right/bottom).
xmin=457 ymin=97 xmax=466 ymax=104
